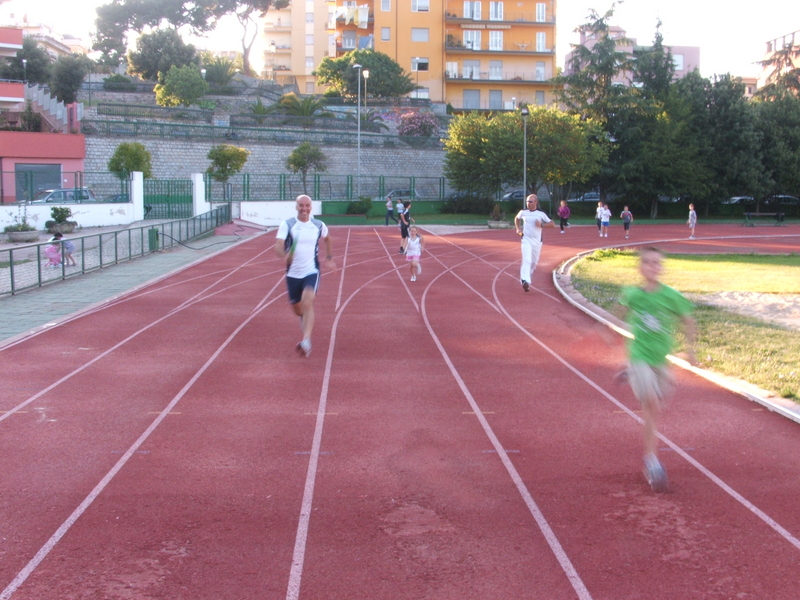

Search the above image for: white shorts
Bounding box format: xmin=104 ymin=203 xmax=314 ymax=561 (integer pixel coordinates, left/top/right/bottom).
xmin=628 ymin=361 xmax=672 ymax=407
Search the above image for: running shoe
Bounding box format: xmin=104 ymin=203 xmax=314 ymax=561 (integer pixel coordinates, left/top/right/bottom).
xmin=522 ymin=281 xmax=530 ymax=292
xmin=644 ymin=457 xmax=668 ymax=492
xmin=296 ymin=339 xmax=311 ymax=358
xmin=612 ymin=368 xmax=629 ymax=385
xmin=411 ymin=275 xmax=416 ymax=282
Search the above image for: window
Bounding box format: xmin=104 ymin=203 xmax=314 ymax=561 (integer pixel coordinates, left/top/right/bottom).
xmin=489 ymin=90 xmax=503 ymax=109
xmin=412 ymin=0 xmax=429 ymax=12
xmin=536 ymin=32 xmax=546 ymax=52
xmin=306 ymin=12 xmax=314 ymax=22
xmin=464 ymin=1 xmax=481 ymax=19
xmin=489 ymin=2 xmax=503 ymax=20
xmin=343 ymin=30 xmax=356 ymax=49
xmin=463 ymin=59 xmax=480 ymax=78
xmin=535 ymin=61 xmax=545 ymax=80
xmin=464 ymin=30 xmax=481 ymax=50
xmin=306 ymin=35 xmax=314 ymax=45
xmin=381 ymin=27 xmax=390 ymax=41
xmin=536 ymin=90 xmax=545 ymax=105
xmin=381 ymin=0 xmax=390 ymax=10
xmin=463 ymin=1 xmax=473 ymax=18
xmin=446 ymin=61 xmax=459 ymax=77
xmin=15 ymin=163 xmax=60 ymax=201
xmin=673 ymin=54 xmax=685 ymax=71
xmin=306 ymin=56 xmax=314 ymax=69
xmin=489 ymin=60 xmax=502 ymax=79
xmin=412 ymin=87 xmax=430 ymax=99
xmin=536 ymin=3 xmax=546 ymax=22
xmin=412 ymin=57 xmax=429 ymax=72
xmin=463 ymin=89 xmax=481 ymax=109
xmin=411 ymin=28 xmax=430 ymax=42
xmin=489 ymin=30 xmax=503 ymax=51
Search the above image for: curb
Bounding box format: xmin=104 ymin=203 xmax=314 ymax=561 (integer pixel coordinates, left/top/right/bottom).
xmin=552 ymin=250 xmax=800 ymax=427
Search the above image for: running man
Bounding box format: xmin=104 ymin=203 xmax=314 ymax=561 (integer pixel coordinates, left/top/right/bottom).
xmin=619 ymin=247 xmax=696 ymax=491
xmin=514 ymin=194 xmax=554 ymax=292
xmin=275 ymin=195 xmax=336 ymax=358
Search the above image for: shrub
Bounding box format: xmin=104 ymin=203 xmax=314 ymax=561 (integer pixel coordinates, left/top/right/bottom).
xmin=50 ymin=207 xmax=73 ymax=224
xmin=346 ymin=198 xmax=372 ymax=214
xmin=397 ymin=111 xmax=440 ymax=137
xmin=108 ymin=143 xmax=153 ymax=180
xmin=103 ymin=74 xmax=137 ymax=92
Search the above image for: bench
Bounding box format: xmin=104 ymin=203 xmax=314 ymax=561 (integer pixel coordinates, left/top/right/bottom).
xmin=742 ymin=212 xmax=785 ymax=227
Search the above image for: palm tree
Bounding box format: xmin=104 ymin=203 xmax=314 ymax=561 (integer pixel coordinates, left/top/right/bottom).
xmin=277 ymin=93 xmax=333 ymax=117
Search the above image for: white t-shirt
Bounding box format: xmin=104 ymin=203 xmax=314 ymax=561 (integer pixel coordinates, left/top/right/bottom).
xmin=515 ymin=209 xmax=551 ymax=242
xmin=406 ymin=235 xmax=422 ymax=257
xmin=276 ymin=218 xmax=329 ymax=278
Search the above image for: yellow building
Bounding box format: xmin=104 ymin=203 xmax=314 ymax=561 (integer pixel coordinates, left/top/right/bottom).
xmin=262 ymin=0 xmax=556 ymax=108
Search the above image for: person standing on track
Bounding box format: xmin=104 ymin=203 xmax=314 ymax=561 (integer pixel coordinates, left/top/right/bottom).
xmin=619 ymin=247 xmax=696 ymax=492
xmin=399 ymin=200 xmax=414 ymax=254
xmin=600 ymin=202 xmax=612 ymax=238
xmin=275 ymin=195 xmax=336 ymax=358
xmin=687 ymin=203 xmax=697 ymax=239
xmin=557 ymin=200 xmax=570 ymax=233
xmin=515 ymin=194 xmax=554 ymax=293
xmin=620 ymin=206 xmax=633 ymax=239
xmin=595 ymin=200 xmax=604 ymax=235
xmin=405 ymin=225 xmax=424 ymax=282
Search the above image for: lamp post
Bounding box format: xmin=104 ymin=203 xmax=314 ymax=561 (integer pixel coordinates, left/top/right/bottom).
xmin=22 ymin=58 xmax=27 ymax=83
xmin=362 ymin=68 xmax=369 ymax=110
xmin=353 ymin=63 xmax=363 ymax=197
xmin=521 ymin=105 xmax=529 ymax=207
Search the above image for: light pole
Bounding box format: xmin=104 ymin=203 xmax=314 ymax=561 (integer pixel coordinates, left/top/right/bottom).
xmin=21 ymin=58 xmax=27 ymax=83
xmin=521 ymin=105 xmax=529 ymax=207
xmin=362 ymin=68 xmax=369 ymax=110
xmin=353 ymin=63 xmax=363 ymax=197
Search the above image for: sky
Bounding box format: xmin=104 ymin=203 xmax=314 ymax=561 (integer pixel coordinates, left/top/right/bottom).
xmin=8 ymin=0 xmax=800 ymax=79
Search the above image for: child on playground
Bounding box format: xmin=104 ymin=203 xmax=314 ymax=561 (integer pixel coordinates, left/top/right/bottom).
xmin=619 ymin=247 xmax=696 ymax=492
xmin=44 ymin=239 xmax=62 ymax=268
xmin=405 ymin=225 xmax=424 ymax=282
xmin=620 ymin=206 xmax=633 ymax=239
xmin=687 ymin=204 xmax=697 ymax=239
xmin=51 ymin=232 xmax=77 ymax=266
xmin=557 ymin=200 xmax=570 ymax=233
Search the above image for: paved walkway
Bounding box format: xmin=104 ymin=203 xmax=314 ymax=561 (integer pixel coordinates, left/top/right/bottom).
xmin=0 ymin=221 xmax=268 ymax=345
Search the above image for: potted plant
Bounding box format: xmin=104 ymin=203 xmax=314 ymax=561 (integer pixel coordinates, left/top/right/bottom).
xmin=4 ymin=204 xmax=39 ymax=242
xmin=487 ymin=203 xmax=511 ymax=228
xmin=45 ymin=206 xmax=78 ymax=234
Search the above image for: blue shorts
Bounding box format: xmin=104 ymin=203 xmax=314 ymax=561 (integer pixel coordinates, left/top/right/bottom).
xmin=286 ymin=273 xmax=319 ymax=304
xmin=601 ymin=221 xmax=610 ymax=227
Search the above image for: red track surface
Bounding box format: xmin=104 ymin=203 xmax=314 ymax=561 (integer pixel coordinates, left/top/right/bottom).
xmin=1 ymin=223 xmax=799 ymax=600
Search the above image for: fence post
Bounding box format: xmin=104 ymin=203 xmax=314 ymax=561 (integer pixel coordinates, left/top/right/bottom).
xmin=192 ymin=173 xmax=208 ymax=216
xmin=131 ymin=172 xmax=145 ymax=221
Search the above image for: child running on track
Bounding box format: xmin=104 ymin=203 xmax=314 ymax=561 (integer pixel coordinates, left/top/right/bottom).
xmin=405 ymin=225 xmax=424 ymax=282
xmin=557 ymin=200 xmax=570 ymax=233
xmin=620 ymin=206 xmax=633 ymax=239
xmin=619 ymin=247 xmax=696 ymax=492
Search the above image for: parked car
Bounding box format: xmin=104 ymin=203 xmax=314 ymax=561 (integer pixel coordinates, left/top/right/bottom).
xmin=765 ymin=194 xmax=799 ymax=205
xmin=576 ymin=192 xmax=601 ymax=202
xmin=722 ymin=196 xmax=754 ymax=204
xmin=29 ymin=188 xmax=98 ymax=204
xmin=501 ymin=190 xmax=526 ymax=202
xmin=104 ymin=193 xmax=130 ymax=203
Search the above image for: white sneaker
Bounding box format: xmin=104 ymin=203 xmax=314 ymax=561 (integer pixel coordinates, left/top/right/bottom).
xmin=560 ymin=230 xmax=565 ymax=234
xmin=604 ymin=233 xmax=608 ymax=237
xmin=599 ymin=232 xmax=603 ymax=237
xmin=296 ymin=339 xmax=311 ymax=357
xmin=411 ymin=275 xmax=416 ymax=282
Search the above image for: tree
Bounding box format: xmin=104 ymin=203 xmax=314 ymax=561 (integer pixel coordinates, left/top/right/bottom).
xmin=754 ymin=91 xmax=800 ymax=198
xmin=50 ymin=55 xmax=92 ymax=105
xmin=108 ymin=142 xmax=153 ymax=179
xmin=217 ymin=0 xmax=290 ymax=76
xmin=286 ymin=143 xmax=328 ymax=194
xmin=444 ymin=108 xmax=607 ymax=197
xmin=127 ymin=28 xmax=198 ymax=81
xmin=202 ymin=56 xmax=237 ymax=86
xmin=276 ymin=93 xmax=333 ymax=117
xmin=207 ymin=144 xmax=250 ymax=183
xmin=0 ymin=37 xmax=51 ymax=84
xmin=154 ymin=65 xmax=208 ymax=107
xmin=757 ymin=42 xmax=800 ymax=98
xmin=314 ymin=50 xmax=416 ymax=99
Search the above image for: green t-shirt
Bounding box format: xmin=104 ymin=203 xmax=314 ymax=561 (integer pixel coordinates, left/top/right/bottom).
xmin=620 ymin=283 xmax=693 ymax=366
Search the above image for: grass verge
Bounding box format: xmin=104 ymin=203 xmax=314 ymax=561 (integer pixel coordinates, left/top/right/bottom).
xmin=571 ymin=249 xmax=800 ymax=401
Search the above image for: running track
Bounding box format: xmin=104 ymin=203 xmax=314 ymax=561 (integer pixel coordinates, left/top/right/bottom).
xmin=1 ymin=223 xmax=799 ymax=600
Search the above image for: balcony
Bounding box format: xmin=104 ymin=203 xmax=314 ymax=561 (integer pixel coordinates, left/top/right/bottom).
xmin=0 ymin=27 xmax=24 ymax=58
xmin=0 ymin=80 xmax=25 ymax=110
xmin=445 ymin=69 xmax=553 ymax=83
xmin=445 ymin=42 xmax=554 ymax=55
xmin=444 ymin=11 xmax=556 ymax=25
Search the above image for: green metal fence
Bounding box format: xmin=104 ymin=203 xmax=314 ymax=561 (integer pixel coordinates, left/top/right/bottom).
xmin=144 ymin=179 xmax=193 ymax=219
xmin=96 ymin=103 xmax=214 ymax=123
xmin=204 ymin=173 xmax=452 ymax=203
xmin=0 ymin=204 xmax=231 ymax=296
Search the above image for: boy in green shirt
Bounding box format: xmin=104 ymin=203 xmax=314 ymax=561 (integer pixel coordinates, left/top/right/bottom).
xmin=619 ymin=247 xmax=696 ymax=491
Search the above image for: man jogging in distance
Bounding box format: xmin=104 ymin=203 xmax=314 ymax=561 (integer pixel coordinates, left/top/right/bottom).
xmin=515 ymin=194 xmax=554 ymax=292
xmin=275 ymin=195 xmax=336 ymax=357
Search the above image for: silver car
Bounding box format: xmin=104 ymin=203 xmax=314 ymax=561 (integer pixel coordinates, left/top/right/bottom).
xmin=29 ymin=188 xmax=98 ymax=203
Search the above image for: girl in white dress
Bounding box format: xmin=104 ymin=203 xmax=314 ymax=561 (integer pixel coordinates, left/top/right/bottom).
xmin=405 ymin=226 xmax=424 ymax=282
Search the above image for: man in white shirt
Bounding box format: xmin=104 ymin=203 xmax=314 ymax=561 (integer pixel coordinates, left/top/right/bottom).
xmin=514 ymin=194 xmax=554 ymax=292
xmin=275 ymin=195 xmax=336 ymax=357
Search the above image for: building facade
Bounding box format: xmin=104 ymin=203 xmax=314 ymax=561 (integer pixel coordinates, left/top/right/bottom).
xmin=261 ymin=0 xmax=557 ymax=109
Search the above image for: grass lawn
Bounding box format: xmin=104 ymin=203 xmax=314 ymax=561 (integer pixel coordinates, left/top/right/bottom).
xmin=571 ymin=249 xmax=800 ymax=401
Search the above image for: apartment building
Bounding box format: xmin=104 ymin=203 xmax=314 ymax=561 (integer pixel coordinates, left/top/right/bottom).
xmin=564 ymin=25 xmax=700 ymax=84
xmin=758 ymin=29 xmax=800 ymax=90
xmin=262 ymin=0 xmax=557 ymax=109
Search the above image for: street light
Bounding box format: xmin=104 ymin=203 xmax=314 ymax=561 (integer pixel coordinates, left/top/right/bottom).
xmin=353 ymin=63 xmax=363 ymax=197
xmin=21 ymin=58 xmax=27 ymax=83
xmin=362 ymin=68 xmax=369 ymax=110
xmin=521 ymin=105 xmax=529 ymax=207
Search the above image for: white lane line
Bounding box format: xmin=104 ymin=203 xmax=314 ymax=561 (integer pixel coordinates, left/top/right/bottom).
xmin=373 ymin=229 xmax=419 ymax=313
xmin=0 ymin=285 xmax=287 ymax=600
xmin=493 ymin=264 xmax=800 ymax=554
xmin=335 ymin=229 xmax=351 ymax=311
xmin=285 ymin=261 xmax=398 ymax=600
xmin=417 ymin=266 xmax=593 ymax=600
